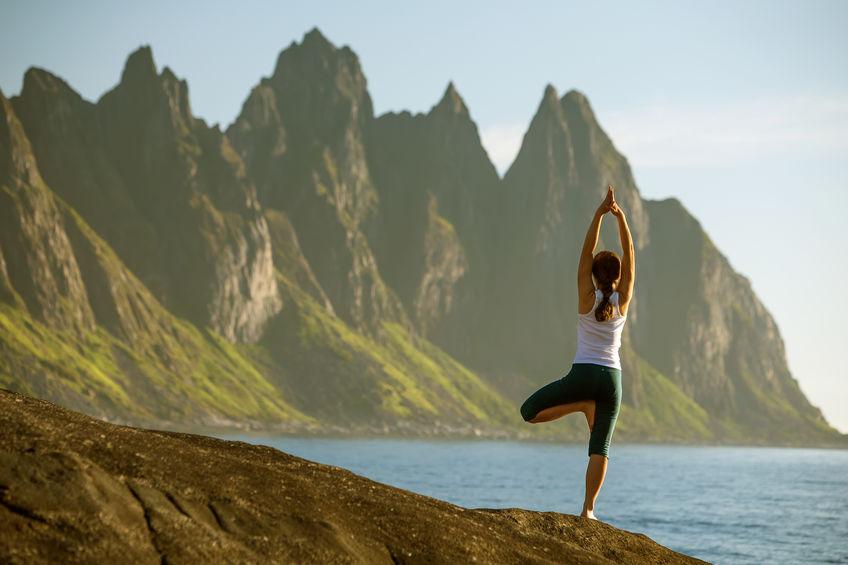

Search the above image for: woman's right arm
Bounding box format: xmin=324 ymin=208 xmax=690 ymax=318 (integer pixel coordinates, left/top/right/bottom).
xmin=611 ymin=202 xmax=635 ymax=313
xmin=577 ymin=187 xmax=614 ymax=313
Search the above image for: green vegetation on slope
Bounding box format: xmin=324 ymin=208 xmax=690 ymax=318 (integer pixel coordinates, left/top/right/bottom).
xmin=617 ymin=359 xmax=713 ymax=441
xmin=0 ymin=302 xmax=309 ymax=424
xmin=0 ymin=197 xmax=308 ymax=426
xmin=2 ymin=32 xmax=842 ymax=446
xmin=253 ymin=274 xmax=516 ymax=430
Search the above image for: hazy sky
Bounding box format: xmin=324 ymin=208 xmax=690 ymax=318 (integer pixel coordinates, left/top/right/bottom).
xmin=3 ymin=1 xmax=847 ymax=432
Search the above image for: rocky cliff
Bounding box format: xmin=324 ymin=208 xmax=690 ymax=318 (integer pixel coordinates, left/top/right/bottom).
xmin=13 ymin=49 xmax=281 ymax=343
xmin=1 ymin=61 xmax=515 ymax=434
xmin=0 ymin=27 xmax=841 ymax=445
xmin=366 ymin=82 xmax=501 ymax=344
xmin=0 ymin=389 xmax=704 ymax=564
xmin=0 ymin=88 xmax=305 ymax=425
xmin=228 ymin=29 xmax=406 ymax=335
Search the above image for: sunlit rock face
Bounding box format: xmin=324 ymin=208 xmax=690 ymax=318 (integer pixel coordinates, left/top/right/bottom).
xmin=365 ymin=82 xmax=500 ymax=345
xmin=13 ymin=48 xmax=280 ymax=343
xmin=368 ymin=76 xmax=830 ymax=439
xmin=0 ymin=28 xmax=838 ymax=443
xmin=228 ymin=29 xmax=407 ymax=335
xmin=0 ymin=92 xmax=94 ymax=337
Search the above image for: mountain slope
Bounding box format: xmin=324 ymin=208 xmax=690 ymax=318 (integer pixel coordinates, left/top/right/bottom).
xmin=366 ymin=82 xmax=501 ymax=345
xmin=228 ymin=29 xmax=406 ymax=335
xmin=2 ymin=54 xmax=518 ymax=434
xmin=0 ymin=28 xmax=841 ymax=445
xmin=636 ymin=197 xmax=833 ymax=440
xmin=0 ymin=90 xmax=305 ymax=425
xmin=13 ymin=49 xmax=281 ymax=344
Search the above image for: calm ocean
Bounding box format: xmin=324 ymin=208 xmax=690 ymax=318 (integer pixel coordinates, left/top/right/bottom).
xmin=223 ymin=438 xmax=848 ymax=564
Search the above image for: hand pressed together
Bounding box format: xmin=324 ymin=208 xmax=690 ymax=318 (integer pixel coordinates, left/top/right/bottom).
xmin=597 ymin=185 xmax=624 ymax=218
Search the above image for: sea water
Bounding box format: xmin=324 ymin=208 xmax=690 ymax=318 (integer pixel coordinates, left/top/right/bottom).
xmin=222 ymin=438 xmax=848 ymax=564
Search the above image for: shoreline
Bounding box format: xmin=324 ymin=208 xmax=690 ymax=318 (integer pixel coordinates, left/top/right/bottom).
xmin=101 ymin=415 xmax=848 ymax=450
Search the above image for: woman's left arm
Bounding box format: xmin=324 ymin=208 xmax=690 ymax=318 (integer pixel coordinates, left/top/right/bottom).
xmin=611 ymin=201 xmax=635 ymax=312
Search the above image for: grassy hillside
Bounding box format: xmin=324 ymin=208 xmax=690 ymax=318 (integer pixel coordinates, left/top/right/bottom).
xmin=2 ymin=32 xmax=843 ymax=447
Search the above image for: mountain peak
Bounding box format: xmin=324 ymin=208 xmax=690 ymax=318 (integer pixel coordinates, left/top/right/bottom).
xmin=560 ymin=88 xmax=598 ymax=125
xmin=561 ymin=88 xmax=589 ymax=105
xmin=528 ymin=83 xmax=565 ymax=122
xmin=272 ymin=27 xmax=347 ymax=83
xmin=276 ymin=27 xmax=338 ymax=68
xmin=14 ymin=68 xmax=90 ymax=135
xmin=266 ymin=27 xmax=372 ymax=128
xmin=20 ymin=67 xmax=76 ymax=101
xmin=502 ymin=83 xmax=572 ymax=180
xmin=302 ymin=27 xmax=333 ymax=50
xmin=160 ymin=66 xmax=180 ymax=86
xmin=529 ymin=83 xmax=563 ymax=120
xmin=432 ymin=81 xmax=469 ymax=118
xmin=120 ymin=45 xmax=157 ymax=85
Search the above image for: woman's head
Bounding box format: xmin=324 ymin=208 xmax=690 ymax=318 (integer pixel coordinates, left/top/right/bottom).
xmin=592 ymin=251 xmax=621 ymax=322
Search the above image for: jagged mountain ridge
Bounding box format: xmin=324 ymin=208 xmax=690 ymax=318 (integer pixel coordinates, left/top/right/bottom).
xmin=228 ymin=29 xmax=407 ymax=335
xmin=0 ymin=45 xmax=516 ymax=433
xmin=14 ymin=49 xmax=281 ymax=343
xmin=0 ymin=91 xmax=305 ymax=425
xmin=0 ymin=28 xmax=840 ymax=444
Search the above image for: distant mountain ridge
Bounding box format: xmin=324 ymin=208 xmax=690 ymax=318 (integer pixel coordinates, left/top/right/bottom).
xmin=0 ymin=28 xmax=841 ymax=445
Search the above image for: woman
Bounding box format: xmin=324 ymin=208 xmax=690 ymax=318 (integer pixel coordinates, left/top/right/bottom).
xmin=520 ymin=185 xmax=635 ymax=520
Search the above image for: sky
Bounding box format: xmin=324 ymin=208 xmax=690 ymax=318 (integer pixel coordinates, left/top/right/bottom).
xmin=2 ymin=0 xmax=847 ymax=432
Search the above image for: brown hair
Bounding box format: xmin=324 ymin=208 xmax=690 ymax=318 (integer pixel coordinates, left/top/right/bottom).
xmin=592 ymin=251 xmax=621 ymax=322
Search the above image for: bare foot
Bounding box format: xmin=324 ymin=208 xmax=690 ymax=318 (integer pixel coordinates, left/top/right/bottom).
xmin=580 ymin=508 xmax=597 ymax=520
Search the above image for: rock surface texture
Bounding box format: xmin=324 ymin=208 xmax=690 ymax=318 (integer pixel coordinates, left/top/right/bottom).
xmin=0 ymin=390 xmax=705 ymax=564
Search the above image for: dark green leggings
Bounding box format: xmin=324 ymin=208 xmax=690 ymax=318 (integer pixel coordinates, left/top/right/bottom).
xmin=520 ymin=363 xmax=622 ymax=458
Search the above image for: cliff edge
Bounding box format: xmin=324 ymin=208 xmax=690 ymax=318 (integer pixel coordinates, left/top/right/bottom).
xmin=0 ymin=389 xmax=704 ymax=564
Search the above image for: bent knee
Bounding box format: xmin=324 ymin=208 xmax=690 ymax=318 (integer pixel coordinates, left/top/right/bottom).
xmin=520 ymin=401 xmax=537 ymax=423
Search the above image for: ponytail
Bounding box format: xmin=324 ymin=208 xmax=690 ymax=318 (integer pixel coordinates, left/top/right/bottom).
xmin=592 ymin=251 xmax=621 ymax=322
xmin=595 ymin=282 xmax=614 ymax=322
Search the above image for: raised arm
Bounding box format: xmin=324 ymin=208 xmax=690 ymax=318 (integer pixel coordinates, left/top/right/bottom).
xmin=610 ymin=200 xmax=635 ymax=314
xmin=578 ymin=187 xmax=614 ymax=311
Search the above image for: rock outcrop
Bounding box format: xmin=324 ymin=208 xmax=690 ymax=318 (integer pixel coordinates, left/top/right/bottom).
xmin=0 ymin=389 xmax=704 ymax=564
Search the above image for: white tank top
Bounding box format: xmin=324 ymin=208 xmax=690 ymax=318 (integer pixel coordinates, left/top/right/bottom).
xmin=573 ymin=288 xmax=627 ymax=369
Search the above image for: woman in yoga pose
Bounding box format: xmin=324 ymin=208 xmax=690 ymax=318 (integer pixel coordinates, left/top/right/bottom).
xmin=520 ymin=185 xmax=635 ymax=520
